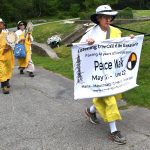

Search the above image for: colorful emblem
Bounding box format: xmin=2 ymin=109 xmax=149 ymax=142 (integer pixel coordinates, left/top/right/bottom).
xmin=127 ymin=52 xmax=137 ymax=70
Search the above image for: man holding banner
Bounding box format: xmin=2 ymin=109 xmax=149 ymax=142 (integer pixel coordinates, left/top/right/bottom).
xmin=72 ymin=5 xmax=144 ymax=145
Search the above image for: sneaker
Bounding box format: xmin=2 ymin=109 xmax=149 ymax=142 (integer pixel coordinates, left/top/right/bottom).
xmin=109 ymin=131 xmax=127 ymax=145
xmin=7 ymin=81 xmax=10 ymax=88
xmin=29 ymin=72 xmax=34 ymax=77
xmin=85 ymin=108 xmax=99 ymax=124
xmin=20 ymin=70 xmax=24 ymax=74
xmin=2 ymin=86 xmax=9 ymax=94
xmin=7 ymin=83 xmax=10 ymax=88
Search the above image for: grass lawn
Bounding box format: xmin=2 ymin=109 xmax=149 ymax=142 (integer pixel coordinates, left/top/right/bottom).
xmin=119 ymin=21 xmax=150 ymax=108
xmin=122 ymin=40 xmax=150 ymax=108
xmin=133 ymin=10 xmax=150 ymax=18
xmin=32 ymin=46 xmax=73 ymax=79
xmin=33 ymin=22 xmax=78 ymax=43
xmin=120 ymin=21 xmax=150 ymax=38
xmin=32 ymin=21 xmax=150 ymax=108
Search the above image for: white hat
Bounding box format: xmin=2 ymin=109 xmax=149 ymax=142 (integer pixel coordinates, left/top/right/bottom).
xmin=17 ymin=21 xmax=22 ymax=25
xmin=0 ymin=18 xmax=4 ymax=23
xmin=90 ymin=5 xmax=118 ymax=24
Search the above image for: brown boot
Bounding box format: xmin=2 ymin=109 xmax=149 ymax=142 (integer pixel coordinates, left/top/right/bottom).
xmin=2 ymin=86 xmax=9 ymax=94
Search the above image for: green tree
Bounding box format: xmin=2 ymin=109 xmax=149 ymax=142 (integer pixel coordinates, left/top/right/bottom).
xmin=70 ymin=3 xmax=80 ymax=17
xmin=84 ymin=0 xmax=119 ymax=10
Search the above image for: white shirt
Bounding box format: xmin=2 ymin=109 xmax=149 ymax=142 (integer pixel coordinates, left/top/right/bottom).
xmin=80 ymin=25 xmax=107 ymax=43
xmin=15 ymin=29 xmax=33 ymax=43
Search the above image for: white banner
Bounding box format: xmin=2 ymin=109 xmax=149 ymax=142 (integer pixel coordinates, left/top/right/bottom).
xmin=71 ymin=35 xmax=144 ymax=99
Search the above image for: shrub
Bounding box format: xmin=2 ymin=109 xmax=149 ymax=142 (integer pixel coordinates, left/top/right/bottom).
xmin=57 ymin=11 xmax=70 ymax=19
xmin=79 ymin=11 xmax=92 ymax=20
xmin=70 ymin=4 xmax=80 ymax=17
xmin=118 ymin=7 xmax=133 ymax=19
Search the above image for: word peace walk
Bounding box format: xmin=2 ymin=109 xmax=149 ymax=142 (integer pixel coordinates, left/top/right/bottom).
xmin=94 ymin=57 xmax=124 ymax=71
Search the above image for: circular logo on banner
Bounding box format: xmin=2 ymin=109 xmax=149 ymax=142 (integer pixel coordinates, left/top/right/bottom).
xmin=127 ymin=52 xmax=137 ymax=70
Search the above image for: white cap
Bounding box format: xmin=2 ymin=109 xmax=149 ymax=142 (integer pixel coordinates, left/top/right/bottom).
xmin=0 ymin=18 xmax=4 ymax=23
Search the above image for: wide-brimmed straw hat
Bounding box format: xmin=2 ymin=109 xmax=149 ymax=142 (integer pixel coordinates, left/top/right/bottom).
xmin=90 ymin=5 xmax=118 ymax=24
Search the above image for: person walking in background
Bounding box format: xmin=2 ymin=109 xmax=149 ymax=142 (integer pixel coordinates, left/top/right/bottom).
xmin=80 ymin=5 xmax=128 ymax=145
xmin=2 ymin=22 xmax=8 ymax=33
xmin=15 ymin=21 xmax=35 ymax=77
xmin=0 ymin=18 xmax=14 ymax=94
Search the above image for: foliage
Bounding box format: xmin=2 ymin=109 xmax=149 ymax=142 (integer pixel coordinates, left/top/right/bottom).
xmin=1 ymin=0 xmax=150 ymax=23
xmin=84 ymin=0 xmax=119 ymax=9
xmin=79 ymin=12 xmax=93 ymax=20
xmin=115 ymin=0 xmax=150 ymax=9
xmin=70 ymin=4 xmax=80 ymax=17
xmin=118 ymin=7 xmax=133 ymax=19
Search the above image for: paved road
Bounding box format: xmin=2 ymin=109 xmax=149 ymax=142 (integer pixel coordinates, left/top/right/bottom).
xmin=0 ymin=66 xmax=150 ymax=150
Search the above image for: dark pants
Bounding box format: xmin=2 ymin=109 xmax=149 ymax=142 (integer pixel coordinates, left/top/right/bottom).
xmin=1 ymin=79 xmax=9 ymax=88
xmin=19 ymin=67 xmax=25 ymax=70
